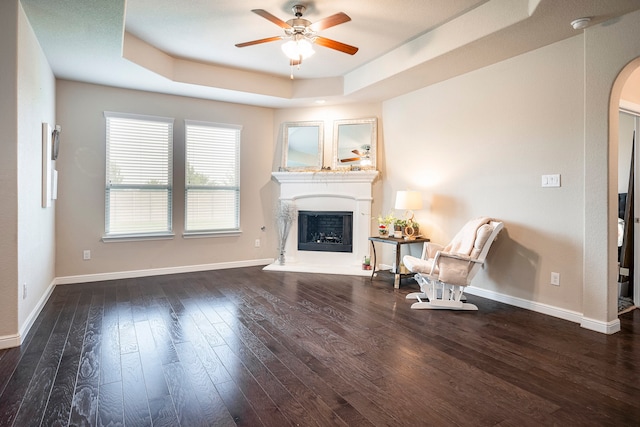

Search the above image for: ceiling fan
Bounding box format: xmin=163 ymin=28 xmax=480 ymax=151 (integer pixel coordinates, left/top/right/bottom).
xmin=235 ymin=5 xmax=358 ymax=69
xmin=340 ymin=145 xmax=371 ymax=164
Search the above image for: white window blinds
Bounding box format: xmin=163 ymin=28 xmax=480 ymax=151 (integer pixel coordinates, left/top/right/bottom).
xmin=185 ymin=120 xmax=241 ymax=233
xmin=104 ymin=112 xmax=174 ymax=236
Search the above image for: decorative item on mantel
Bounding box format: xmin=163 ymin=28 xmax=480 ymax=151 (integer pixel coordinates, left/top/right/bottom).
xmin=275 ymin=201 xmax=296 ymax=264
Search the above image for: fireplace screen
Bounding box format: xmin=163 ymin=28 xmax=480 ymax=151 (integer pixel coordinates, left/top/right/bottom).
xmin=298 ymin=210 xmax=353 ymax=253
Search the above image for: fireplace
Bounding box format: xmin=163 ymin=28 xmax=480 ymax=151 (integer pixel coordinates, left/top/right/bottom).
xmin=265 ymin=170 xmax=378 ymax=276
xmin=298 ymin=211 xmax=353 ymax=253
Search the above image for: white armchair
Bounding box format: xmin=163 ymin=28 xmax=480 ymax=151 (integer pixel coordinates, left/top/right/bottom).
xmin=403 ymin=218 xmax=504 ymax=310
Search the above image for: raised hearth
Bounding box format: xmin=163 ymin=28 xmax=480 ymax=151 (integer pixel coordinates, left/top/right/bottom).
xmin=264 ymin=171 xmax=378 ymax=276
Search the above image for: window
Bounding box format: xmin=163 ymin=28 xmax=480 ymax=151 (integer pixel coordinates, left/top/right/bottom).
xmin=185 ymin=120 xmax=241 ymax=234
xmin=104 ymin=112 xmax=173 ymax=238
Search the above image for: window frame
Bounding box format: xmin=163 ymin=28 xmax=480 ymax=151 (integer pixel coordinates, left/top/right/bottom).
xmin=183 ymin=119 xmax=242 ymax=237
xmin=103 ymin=111 xmax=175 ymax=242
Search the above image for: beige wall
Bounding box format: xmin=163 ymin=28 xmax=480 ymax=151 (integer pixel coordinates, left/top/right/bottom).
xmin=55 ymin=81 xmax=276 ymax=277
xmin=383 ymin=35 xmax=585 ymax=312
xmin=0 ymin=0 xmax=20 ymax=342
xmin=17 ymin=0 xmax=56 ymax=330
xmin=0 ymin=0 xmax=55 ymax=347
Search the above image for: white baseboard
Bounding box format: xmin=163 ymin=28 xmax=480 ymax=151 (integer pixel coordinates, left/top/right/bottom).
xmin=465 ymin=286 xmax=583 ymax=323
xmin=0 ymin=334 xmax=21 ymax=350
xmin=0 ymin=279 xmax=56 ymax=350
xmin=465 ymin=286 xmax=622 ymax=335
xmin=19 ymin=279 xmax=56 ymax=339
xmin=580 ymin=316 xmax=621 ymax=335
xmin=55 ymin=258 xmax=274 ymax=285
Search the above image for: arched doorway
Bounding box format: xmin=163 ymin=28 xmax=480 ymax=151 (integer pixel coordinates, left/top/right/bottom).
xmin=614 ymin=61 xmax=640 ymax=313
xmin=583 ymin=10 xmax=640 ymax=334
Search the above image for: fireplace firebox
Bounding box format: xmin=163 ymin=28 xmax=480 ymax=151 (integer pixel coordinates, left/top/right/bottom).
xmin=298 ymin=211 xmax=353 ymax=253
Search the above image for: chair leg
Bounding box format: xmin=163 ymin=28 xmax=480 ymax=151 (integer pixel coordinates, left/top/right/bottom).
xmin=408 ymin=276 xmax=477 ymax=310
xmin=411 ymin=300 xmax=478 ymax=310
xmin=405 ymin=291 xmax=427 ymax=300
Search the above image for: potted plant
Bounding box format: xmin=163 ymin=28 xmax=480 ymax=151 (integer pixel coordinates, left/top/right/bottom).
xmin=377 ymin=212 xmax=396 ymax=238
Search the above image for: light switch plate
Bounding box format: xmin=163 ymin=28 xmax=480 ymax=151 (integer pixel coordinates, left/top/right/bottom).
xmin=542 ymin=174 xmax=561 ymax=187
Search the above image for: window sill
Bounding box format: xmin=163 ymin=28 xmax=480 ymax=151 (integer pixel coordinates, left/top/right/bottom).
xmin=102 ymin=232 xmax=175 ymax=243
xmin=183 ymin=230 xmax=242 ymax=239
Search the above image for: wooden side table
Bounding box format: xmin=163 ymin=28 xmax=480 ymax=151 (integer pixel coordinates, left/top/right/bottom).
xmin=368 ymin=236 xmax=430 ymax=289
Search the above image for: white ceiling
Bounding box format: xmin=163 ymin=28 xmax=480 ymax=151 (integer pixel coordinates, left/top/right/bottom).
xmin=20 ymin=0 xmax=640 ymax=108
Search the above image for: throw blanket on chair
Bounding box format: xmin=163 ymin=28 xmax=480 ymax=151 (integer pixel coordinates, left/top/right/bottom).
xmin=438 ymin=216 xmax=492 ymax=286
xmin=443 ymin=216 xmax=492 ymax=256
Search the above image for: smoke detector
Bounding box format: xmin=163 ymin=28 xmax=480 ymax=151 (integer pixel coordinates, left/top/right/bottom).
xmin=570 ymin=17 xmax=591 ymax=30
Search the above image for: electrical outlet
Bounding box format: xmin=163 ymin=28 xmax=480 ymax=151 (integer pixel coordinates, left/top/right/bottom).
xmin=550 ymin=272 xmax=560 ymax=286
xmin=22 ymin=283 xmax=27 ymax=299
xmin=254 ymin=239 xmax=261 ymax=248
xmin=83 ymin=250 xmax=91 ymax=260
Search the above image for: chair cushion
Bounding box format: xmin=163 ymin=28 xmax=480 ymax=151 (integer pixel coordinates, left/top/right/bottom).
xmin=403 ymin=255 xmax=438 ymax=274
xmin=470 ymin=224 xmax=494 ymax=259
xmin=438 ymin=256 xmax=472 ymax=286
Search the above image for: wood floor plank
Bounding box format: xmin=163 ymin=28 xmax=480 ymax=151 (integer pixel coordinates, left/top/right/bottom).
xmin=213 ymin=343 xmax=291 ymax=427
xmin=121 ymin=352 xmax=152 ymax=427
xmin=13 ymin=291 xmax=79 ymax=427
xmin=0 ymin=296 xmax=65 ymax=426
xmin=68 ymin=291 xmax=104 ymax=426
xmin=97 ymin=380 xmax=124 ymax=427
xmin=145 ymin=304 xmax=180 ymax=366
xmin=214 ymin=379 xmax=265 ymax=427
xmin=40 ymin=290 xmax=93 ymax=427
xmin=135 ymin=320 xmax=180 ymax=427
xmin=100 ymin=284 xmax=122 ymax=385
xmin=162 ymin=360 xmax=211 ymax=427
xmin=173 ymin=341 xmax=236 ymax=426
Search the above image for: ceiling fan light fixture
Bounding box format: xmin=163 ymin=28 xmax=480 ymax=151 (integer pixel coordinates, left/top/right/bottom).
xmin=282 ymin=38 xmax=315 ymax=60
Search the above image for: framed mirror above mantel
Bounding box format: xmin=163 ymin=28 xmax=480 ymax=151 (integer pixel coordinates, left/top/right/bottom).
xmin=281 ymin=121 xmax=324 ymax=171
xmin=332 ymin=117 xmax=377 ymax=170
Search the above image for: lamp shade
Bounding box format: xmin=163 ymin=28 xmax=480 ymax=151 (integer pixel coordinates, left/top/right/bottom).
xmin=394 ymin=190 xmax=423 ymax=211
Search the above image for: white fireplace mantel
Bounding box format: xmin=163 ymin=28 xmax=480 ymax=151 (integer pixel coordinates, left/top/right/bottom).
xmin=264 ymin=170 xmax=379 ymax=276
xmin=271 ymin=170 xmax=379 ymax=184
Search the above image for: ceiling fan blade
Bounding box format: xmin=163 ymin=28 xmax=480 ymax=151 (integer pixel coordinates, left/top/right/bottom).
xmin=251 ymin=9 xmax=292 ymax=29
xmin=309 ymin=12 xmax=351 ymax=31
xmin=340 ymin=157 xmax=361 ymax=163
xmin=235 ymin=36 xmax=282 ymax=48
xmin=314 ymin=36 xmax=358 ymax=55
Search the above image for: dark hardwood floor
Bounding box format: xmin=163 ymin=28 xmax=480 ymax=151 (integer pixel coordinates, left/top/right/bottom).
xmin=0 ymin=266 xmax=639 ymax=426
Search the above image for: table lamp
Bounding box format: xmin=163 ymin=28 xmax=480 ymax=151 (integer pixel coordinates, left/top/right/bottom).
xmin=394 ymin=190 xmax=423 ymax=239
